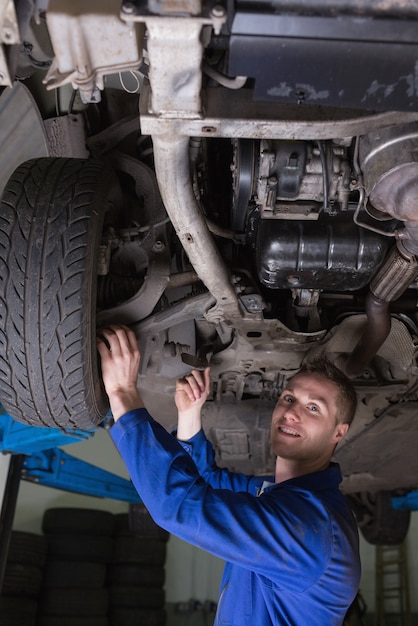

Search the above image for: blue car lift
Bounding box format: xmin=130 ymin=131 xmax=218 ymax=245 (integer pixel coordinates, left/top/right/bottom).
xmin=391 ymin=493 xmax=418 ymax=511
xmin=0 ymin=407 xmax=141 ymax=592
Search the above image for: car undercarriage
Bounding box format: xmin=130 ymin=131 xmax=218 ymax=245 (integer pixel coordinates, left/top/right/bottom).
xmin=1 ymin=0 xmax=418 ymax=542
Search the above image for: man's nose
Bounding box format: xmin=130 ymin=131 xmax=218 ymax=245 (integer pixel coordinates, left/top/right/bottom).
xmin=284 ymin=403 xmax=301 ymax=421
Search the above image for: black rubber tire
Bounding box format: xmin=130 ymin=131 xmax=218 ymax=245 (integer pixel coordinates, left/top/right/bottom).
xmin=42 ymin=508 xmax=114 ymax=536
xmin=40 ymin=588 xmax=109 ymax=616
xmin=38 ymin=618 xmax=109 ymax=626
xmin=113 ymin=512 xmax=132 ymax=536
xmin=6 ymin=531 xmax=47 ymax=566
xmin=112 ymin=537 xmax=167 ymax=566
xmin=347 ymin=490 xmax=411 ymax=545
xmin=109 ymin=586 xmax=165 ymax=609
xmin=107 ymin=563 xmax=165 ymax=587
xmin=2 ymin=563 xmax=43 ymax=596
xmin=129 ymin=504 xmax=170 ymax=541
xmin=43 ymin=561 xmax=107 ymax=588
xmin=0 ymin=597 xmax=38 ymax=626
xmin=46 ymin=534 xmax=114 ymax=563
xmin=109 ymin=608 xmax=167 ymax=626
xmin=0 ymin=157 xmax=121 ymax=428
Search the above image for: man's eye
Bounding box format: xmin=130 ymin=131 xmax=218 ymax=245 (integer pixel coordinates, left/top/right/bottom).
xmin=308 ymin=404 xmax=319 ymax=412
xmin=283 ymin=395 xmax=294 ymax=403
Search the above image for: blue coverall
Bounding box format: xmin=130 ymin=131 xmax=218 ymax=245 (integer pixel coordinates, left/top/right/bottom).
xmin=111 ymin=408 xmax=361 ymax=625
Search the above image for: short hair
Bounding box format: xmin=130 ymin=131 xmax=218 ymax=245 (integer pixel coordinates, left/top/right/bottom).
xmin=292 ymin=355 xmax=357 ymax=427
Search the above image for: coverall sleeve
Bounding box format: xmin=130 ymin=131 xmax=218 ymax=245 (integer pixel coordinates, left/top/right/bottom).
xmin=176 ymin=428 xmax=265 ymax=493
xmin=111 ymin=408 xmax=333 ymax=587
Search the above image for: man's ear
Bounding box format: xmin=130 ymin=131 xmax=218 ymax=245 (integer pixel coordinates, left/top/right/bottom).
xmin=333 ymin=422 xmax=349 ymax=443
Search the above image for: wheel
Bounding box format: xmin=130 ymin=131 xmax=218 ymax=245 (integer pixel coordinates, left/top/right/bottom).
xmin=109 ymin=587 xmax=165 ymax=609
xmin=112 ymin=537 xmax=167 ymax=566
xmin=129 ymin=504 xmax=170 ymax=541
xmin=347 ymin=491 xmax=411 ymax=545
xmin=2 ymin=563 xmax=43 ymax=596
xmin=109 ymin=608 xmax=166 ymax=626
xmin=108 ymin=564 xmax=165 ymax=587
xmin=0 ymin=157 xmax=121 ymax=428
xmin=39 ymin=588 xmax=109 ymax=617
xmin=0 ymin=597 xmax=38 ymax=626
xmin=7 ymin=531 xmax=47 ymax=566
xmin=46 ymin=534 xmax=114 ymax=563
xmin=42 ymin=508 xmax=115 ymax=536
xmin=38 ymin=618 xmax=109 ymax=626
xmin=43 ymin=561 xmax=107 ymax=588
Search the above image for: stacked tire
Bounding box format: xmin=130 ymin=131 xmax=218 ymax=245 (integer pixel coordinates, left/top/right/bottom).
xmin=0 ymin=531 xmax=47 ymax=626
xmin=38 ymin=508 xmax=114 ymax=626
xmin=108 ymin=504 xmax=169 ymax=626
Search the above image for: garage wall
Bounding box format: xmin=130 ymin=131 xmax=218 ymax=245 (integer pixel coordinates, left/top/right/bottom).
xmin=3 ymin=428 xmax=417 ymax=611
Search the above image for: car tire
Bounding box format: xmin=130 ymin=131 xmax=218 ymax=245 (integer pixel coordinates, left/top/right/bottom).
xmin=107 ymin=563 xmax=165 ymax=587
xmin=42 ymin=508 xmax=115 ymax=536
xmin=129 ymin=504 xmax=170 ymax=542
xmin=109 ymin=586 xmax=165 ymax=610
xmin=43 ymin=561 xmax=107 ymax=588
xmin=46 ymin=534 xmax=114 ymax=563
xmin=109 ymin=608 xmax=166 ymax=626
xmin=6 ymin=531 xmax=47 ymax=566
xmin=39 ymin=588 xmax=109 ymax=617
xmin=38 ymin=618 xmax=109 ymax=626
xmin=0 ymin=157 xmax=121 ymax=428
xmin=1 ymin=563 xmax=43 ymax=596
xmin=0 ymin=597 xmax=38 ymax=626
xmin=347 ymin=491 xmax=411 ymax=545
xmin=112 ymin=536 xmax=167 ymax=566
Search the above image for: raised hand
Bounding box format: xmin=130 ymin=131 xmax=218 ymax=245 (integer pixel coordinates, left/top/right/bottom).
xmin=97 ymin=324 xmax=144 ymax=420
xmin=175 ymin=368 xmax=211 ymax=440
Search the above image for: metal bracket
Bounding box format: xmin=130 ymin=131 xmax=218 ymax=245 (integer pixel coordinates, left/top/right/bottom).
xmin=392 ymin=491 xmax=418 ymax=511
xmin=0 ymin=410 xmax=96 ymax=455
xmin=21 ymin=448 xmax=141 ymax=503
xmin=0 ymin=409 xmax=140 ymax=503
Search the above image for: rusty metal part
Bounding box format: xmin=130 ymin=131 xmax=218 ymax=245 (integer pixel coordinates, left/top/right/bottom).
xmin=0 ymin=0 xmax=20 ymax=87
xmin=140 ymin=84 xmax=418 ymax=140
xmin=343 ymin=244 xmax=418 ymax=377
xmin=360 ymin=122 xmax=418 ymax=220
xmin=370 ymin=244 xmax=418 ymax=301
xmin=343 ymin=292 xmax=391 ymax=378
xmin=131 ymin=13 xmax=242 ymax=320
xmin=44 ymin=0 xmax=144 ymax=103
xmin=152 ymin=133 xmax=242 ymax=320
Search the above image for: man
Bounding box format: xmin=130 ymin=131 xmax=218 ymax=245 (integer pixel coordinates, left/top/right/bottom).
xmin=97 ymin=324 xmax=361 ymax=626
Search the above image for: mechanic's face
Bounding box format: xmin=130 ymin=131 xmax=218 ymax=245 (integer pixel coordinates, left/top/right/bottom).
xmin=270 ymin=373 xmax=348 ymax=464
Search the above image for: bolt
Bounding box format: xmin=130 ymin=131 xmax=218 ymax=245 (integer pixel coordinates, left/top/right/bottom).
xmin=287 ymin=275 xmax=301 ymax=286
xmin=2 ymin=28 xmax=12 ymax=41
xmin=152 ymin=240 xmax=165 ymax=253
xmin=211 ymin=3 xmax=225 ymax=17
xmin=122 ymin=1 xmax=136 ymax=14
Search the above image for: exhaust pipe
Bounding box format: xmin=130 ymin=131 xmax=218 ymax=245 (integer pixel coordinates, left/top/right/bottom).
xmin=343 ymin=241 xmax=418 ymax=377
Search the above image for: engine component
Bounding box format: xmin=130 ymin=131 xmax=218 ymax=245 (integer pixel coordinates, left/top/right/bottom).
xmin=44 ymin=0 xmax=144 ymax=103
xmin=257 ymin=140 xmax=351 ymax=218
xmin=255 ymin=211 xmax=389 ymax=290
xmin=360 ymin=122 xmax=418 ymax=221
xmin=228 ymin=11 xmax=418 ymax=111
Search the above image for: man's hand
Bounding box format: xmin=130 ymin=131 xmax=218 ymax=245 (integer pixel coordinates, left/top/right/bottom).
xmin=97 ymin=325 xmax=144 ymax=421
xmin=175 ymin=368 xmax=210 ymax=441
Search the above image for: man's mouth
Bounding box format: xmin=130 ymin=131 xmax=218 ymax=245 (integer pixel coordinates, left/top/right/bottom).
xmin=278 ymin=426 xmax=301 ymax=437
